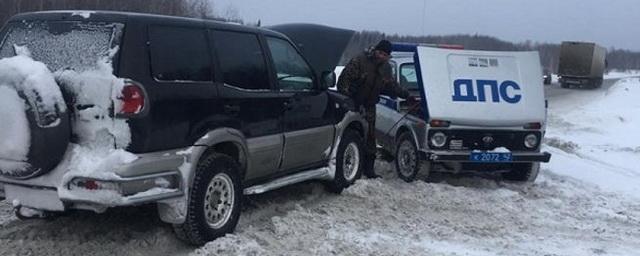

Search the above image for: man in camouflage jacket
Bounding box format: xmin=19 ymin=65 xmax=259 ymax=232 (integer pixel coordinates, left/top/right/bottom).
xmin=337 ymin=40 xmax=410 ymax=178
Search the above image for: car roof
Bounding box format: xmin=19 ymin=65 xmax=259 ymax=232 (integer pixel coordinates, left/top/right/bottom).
xmin=8 ymin=10 xmax=286 ymax=38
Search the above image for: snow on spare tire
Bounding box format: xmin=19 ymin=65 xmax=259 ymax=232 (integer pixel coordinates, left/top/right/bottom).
xmin=0 ymin=55 xmax=69 ymax=179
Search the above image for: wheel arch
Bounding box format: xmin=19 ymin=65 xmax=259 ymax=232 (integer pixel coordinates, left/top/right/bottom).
xmin=394 ymin=124 xmax=421 ymax=153
xmin=192 ymin=128 xmax=249 ymax=178
xmin=158 ymin=127 xmax=249 ymax=225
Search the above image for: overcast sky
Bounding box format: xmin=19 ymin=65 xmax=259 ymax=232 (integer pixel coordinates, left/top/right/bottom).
xmin=213 ymin=0 xmax=640 ymax=51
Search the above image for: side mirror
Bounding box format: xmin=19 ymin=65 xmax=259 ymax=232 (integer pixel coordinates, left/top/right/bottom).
xmin=319 ymin=71 xmax=336 ymax=91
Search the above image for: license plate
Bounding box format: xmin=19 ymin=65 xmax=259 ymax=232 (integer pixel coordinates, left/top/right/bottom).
xmin=5 ymin=184 xmax=65 ymax=211
xmin=470 ymin=152 xmax=512 ymax=162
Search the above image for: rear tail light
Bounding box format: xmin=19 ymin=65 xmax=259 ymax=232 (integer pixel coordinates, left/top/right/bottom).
xmin=69 ymin=178 xmax=121 ymax=192
xmin=524 ymin=122 xmax=542 ymax=129
xmin=429 ymin=119 xmax=451 ymax=127
xmin=116 ymin=80 xmax=146 ymax=117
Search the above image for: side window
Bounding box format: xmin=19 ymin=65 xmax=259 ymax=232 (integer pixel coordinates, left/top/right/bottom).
xmin=149 ymin=26 xmax=212 ymax=82
xmin=389 ymin=60 xmax=398 ymax=81
xmin=399 ymin=63 xmax=418 ymax=90
xmin=211 ymin=30 xmax=270 ymax=90
xmin=266 ymin=37 xmax=314 ymax=91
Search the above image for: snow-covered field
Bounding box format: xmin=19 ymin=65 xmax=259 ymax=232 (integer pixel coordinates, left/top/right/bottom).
xmin=604 ymin=70 xmax=640 ymax=79
xmin=1 ymin=78 xmax=639 ymax=255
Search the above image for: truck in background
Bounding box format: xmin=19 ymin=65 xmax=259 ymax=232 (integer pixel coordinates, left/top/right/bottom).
xmin=557 ymin=41 xmax=607 ymax=89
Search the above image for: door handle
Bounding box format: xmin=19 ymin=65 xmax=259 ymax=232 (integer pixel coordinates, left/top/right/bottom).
xmin=223 ymin=104 xmax=240 ymax=115
xmin=283 ymin=100 xmax=293 ymax=110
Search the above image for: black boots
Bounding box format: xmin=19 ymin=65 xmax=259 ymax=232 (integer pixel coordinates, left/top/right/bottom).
xmin=363 ymin=154 xmax=380 ymax=178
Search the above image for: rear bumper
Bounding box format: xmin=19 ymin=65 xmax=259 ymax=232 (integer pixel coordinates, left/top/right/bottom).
xmin=1 ymin=171 xmax=183 ymax=212
xmin=428 ymin=151 xmax=552 ymax=163
xmin=559 ymin=76 xmax=598 ymax=84
xmin=0 ymin=147 xmax=189 ymax=212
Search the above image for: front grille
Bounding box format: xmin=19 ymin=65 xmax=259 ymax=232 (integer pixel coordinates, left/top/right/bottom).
xmin=428 ymin=129 xmax=541 ymax=151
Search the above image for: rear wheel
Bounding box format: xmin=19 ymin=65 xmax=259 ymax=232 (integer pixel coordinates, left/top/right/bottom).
xmin=503 ymin=162 xmax=540 ymax=182
xmin=173 ymin=153 xmax=242 ymax=245
xmin=592 ymin=78 xmax=603 ymax=89
xmin=395 ymin=132 xmax=424 ymax=182
xmin=327 ymin=129 xmax=364 ymax=193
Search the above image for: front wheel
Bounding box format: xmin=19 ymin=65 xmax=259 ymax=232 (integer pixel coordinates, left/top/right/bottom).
xmin=395 ymin=132 xmax=424 ymax=182
xmin=173 ymin=153 xmax=242 ymax=245
xmin=503 ymin=162 xmax=540 ymax=182
xmin=327 ymin=129 xmax=364 ymax=193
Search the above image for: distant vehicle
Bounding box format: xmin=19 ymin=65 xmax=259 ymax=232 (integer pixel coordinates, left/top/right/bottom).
xmin=557 ymin=41 xmax=607 ymax=89
xmin=376 ymin=43 xmax=551 ymax=183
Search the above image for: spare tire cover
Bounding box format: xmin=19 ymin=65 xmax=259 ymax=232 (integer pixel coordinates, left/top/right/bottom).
xmin=0 ymin=56 xmax=70 ymax=179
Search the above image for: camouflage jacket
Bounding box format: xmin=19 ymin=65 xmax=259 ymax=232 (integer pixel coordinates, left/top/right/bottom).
xmin=337 ymin=51 xmax=410 ymax=108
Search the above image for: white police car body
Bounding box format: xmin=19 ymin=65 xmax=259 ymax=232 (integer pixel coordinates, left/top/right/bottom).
xmin=376 ymin=44 xmax=551 ymax=182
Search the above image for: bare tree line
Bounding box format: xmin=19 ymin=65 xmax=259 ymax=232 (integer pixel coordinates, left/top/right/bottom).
xmin=0 ymin=0 xmax=222 ymax=26
xmin=0 ymin=1 xmax=637 ymax=71
xmin=342 ymin=31 xmax=640 ymax=71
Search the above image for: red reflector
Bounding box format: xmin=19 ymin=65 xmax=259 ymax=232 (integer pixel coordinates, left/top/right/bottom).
xmin=84 ymin=180 xmax=99 ymax=190
xmin=429 ymin=119 xmax=451 ymax=127
xmin=118 ymin=84 xmax=145 ymax=116
xmin=524 ymin=122 xmax=542 ymax=129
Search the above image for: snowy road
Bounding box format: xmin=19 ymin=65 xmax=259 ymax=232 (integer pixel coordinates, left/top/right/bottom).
xmin=1 ymin=78 xmax=640 ymax=255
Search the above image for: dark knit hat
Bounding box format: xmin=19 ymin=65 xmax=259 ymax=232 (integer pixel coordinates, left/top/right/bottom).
xmin=374 ymin=40 xmax=392 ymax=55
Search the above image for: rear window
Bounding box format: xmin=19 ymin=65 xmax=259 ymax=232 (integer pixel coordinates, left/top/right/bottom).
xmin=149 ymin=26 xmax=213 ymax=82
xmin=211 ymin=30 xmax=270 ymax=90
xmin=0 ymin=21 xmax=122 ymax=72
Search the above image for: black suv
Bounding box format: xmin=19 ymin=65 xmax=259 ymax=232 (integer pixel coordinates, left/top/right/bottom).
xmin=0 ymin=11 xmax=367 ymax=245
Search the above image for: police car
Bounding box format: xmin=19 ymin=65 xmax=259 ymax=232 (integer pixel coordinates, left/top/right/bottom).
xmin=376 ymin=43 xmax=551 ymax=182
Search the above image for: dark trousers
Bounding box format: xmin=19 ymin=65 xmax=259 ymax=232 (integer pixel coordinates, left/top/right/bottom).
xmin=363 ymin=106 xmax=377 ymax=177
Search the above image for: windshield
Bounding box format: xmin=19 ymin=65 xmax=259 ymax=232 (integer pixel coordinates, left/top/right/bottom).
xmin=0 ymin=21 xmax=123 ymax=72
xmin=399 ymin=63 xmax=419 ymax=90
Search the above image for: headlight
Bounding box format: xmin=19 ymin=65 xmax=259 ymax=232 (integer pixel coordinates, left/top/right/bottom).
xmin=430 ymin=132 xmax=447 ymax=148
xmin=524 ymin=134 xmax=539 ymax=149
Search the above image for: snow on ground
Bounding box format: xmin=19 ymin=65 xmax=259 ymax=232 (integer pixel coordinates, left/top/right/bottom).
xmin=1 ymin=79 xmax=640 ymax=255
xmin=193 ymin=166 xmax=640 ymax=256
xmin=545 ymin=77 xmax=640 ymax=198
xmin=604 ymin=70 xmax=640 ymax=79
